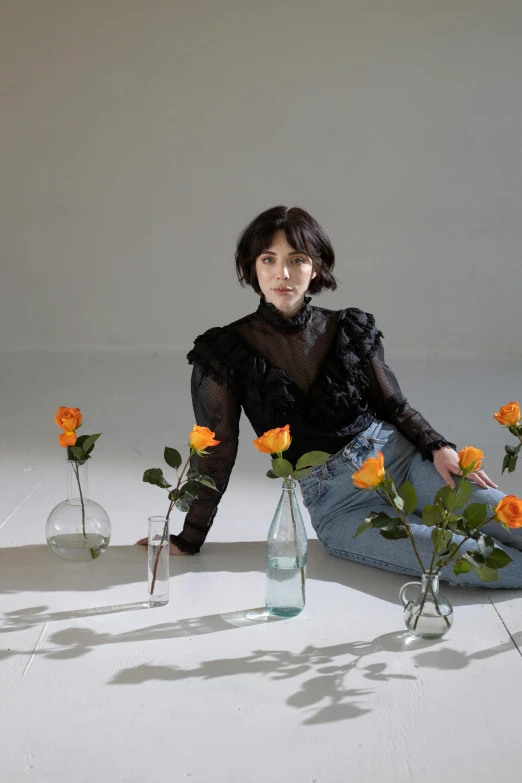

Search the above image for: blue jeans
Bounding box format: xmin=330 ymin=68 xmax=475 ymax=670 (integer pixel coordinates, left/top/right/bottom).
xmin=299 ymin=419 xmax=522 ymax=588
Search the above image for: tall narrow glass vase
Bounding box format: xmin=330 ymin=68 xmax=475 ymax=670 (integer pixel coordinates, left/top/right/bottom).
xmin=266 ymin=478 xmax=307 ymax=617
xmin=46 ymin=459 xmax=110 ymax=562
xmin=148 ymin=515 xmax=169 ymax=607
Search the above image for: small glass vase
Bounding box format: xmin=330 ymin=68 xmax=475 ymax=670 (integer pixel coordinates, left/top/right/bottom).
xmin=400 ymin=573 xmax=454 ymax=639
xmin=266 ymin=478 xmax=307 ymax=618
xmin=148 ymin=516 xmax=169 ymax=607
xmin=46 ymin=459 xmax=110 ymax=562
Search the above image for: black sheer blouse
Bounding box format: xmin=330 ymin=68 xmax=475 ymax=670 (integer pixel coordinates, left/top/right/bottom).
xmin=171 ymin=297 xmax=456 ymax=554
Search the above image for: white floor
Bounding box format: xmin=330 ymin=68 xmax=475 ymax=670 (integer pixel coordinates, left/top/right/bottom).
xmin=1 ymin=351 xmax=521 ymax=783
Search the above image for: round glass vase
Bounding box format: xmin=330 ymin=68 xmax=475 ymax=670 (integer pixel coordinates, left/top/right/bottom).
xmin=400 ymin=573 xmax=454 ymax=639
xmin=45 ymin=459 xmax=111 ymax=562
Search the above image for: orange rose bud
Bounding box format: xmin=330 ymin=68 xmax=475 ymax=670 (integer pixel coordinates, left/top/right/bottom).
xmin=495 ymin=495 xmax=522 ymax=529
xmin=494 ymin=402 xmax=521 ymax=427
xmin=458 ymin=446 xmax=484 ymax=472
xmin=55 ymin=406 xmax=83 ymax=432
xmin=352 ymin=452 xmax=385 ymax=489
xmin=58 ymin=431 xmax=77 ymax=448
xmin=189 ymin=425 xmax=220 ymax=451
xmin=253 ymin=424 xmax=292 ymax=454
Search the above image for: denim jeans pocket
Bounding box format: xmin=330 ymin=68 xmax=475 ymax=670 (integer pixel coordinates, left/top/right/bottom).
xmin=299 ymin=466 xmax=325 ymax=510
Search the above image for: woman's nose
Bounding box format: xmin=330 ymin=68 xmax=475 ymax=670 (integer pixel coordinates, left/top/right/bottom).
xmin=276 ymin=263 xmax=290 ymax=279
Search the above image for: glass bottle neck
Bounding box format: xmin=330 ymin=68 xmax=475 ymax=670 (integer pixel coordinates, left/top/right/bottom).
xmin=420 ymin=573 xmax=439 ymax=593
xmin=66 ymin=459 xmax=89 ymax=503
xmin=282 ymin=478 xmax=296 ymax=491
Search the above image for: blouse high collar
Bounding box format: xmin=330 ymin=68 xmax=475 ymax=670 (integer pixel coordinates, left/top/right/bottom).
xmin=256 ymin=296 xmax=312 ymax=330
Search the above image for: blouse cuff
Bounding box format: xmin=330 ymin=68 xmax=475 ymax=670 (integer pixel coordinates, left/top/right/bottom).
xmin=421 ymin=437 xmax=458 ymax=462
xmin=169 ymin=534 xmax=200 ymax=555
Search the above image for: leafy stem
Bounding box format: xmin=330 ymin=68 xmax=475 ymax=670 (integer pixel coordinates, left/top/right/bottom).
xmin=150 ymin=453 xmax=193 ymax=596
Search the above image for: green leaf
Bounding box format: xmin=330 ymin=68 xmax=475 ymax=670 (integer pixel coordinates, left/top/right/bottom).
xmin=477 ymin=535 xmax=494 ymax=559
xmin=271 ymin=458 xmax=294 ymax=478
xmin=502 ymin=454 xmax=511 ymax=474
xmin=74 ymin=435 xmax=89 ymax=449
xmin=164 ymin=447 xmax=182 ymax=471
xmin=397 ymin=481 xmax=417 ymax=515
xmin=470 ymin=564 xmax=498 ymax=583
xmin=182 ymin=480 xmax=200 ymax=498
xmin=143 ymin=468 xmax=171 ymax=489
xmin=435 ymin=484 xmax=456 ymax=509
xmin=380 ymin=526 xmax=409 ymax=540
xmin=485 ymin=548 xmax=513 ymax=569
xmin=453 ymin=480 xmax=472 ymax=509
xmin=168 ymin=489 xmax=179 ymax=501
xmin=446 ymin=517 xmax=467 ymax=535
xmin=423 ymin=504 xmax=443 ymax=527
xmin=175 ymin=500 xmax=190 ymax=513
xmin=371 ymin=513 xmax=397 ymax=529
xmin=187 ymin=467 xmax=200 ymax=480
xmin=453 ymin=559 xmax=472 ymax=575
xmin=463 ymin=503 xmax=487 ymax=528
xmin=467 ymin=550 xmax=486 ymax=565
xmin=508 ymin=456 xmax=518 ymax=473
xmin=505 ymin=444 xmax=518 ymax=456
xmin=295 ymin=451 xmax=331 ymax=470
xmin=266 ymin=469 xmax=279 ymax=479
xmin=354 ymin=519 xmax=374 ymax=538
xmin=198 ymin=474 xmax=218 ymax=491
xmin=292 ymin=468 xmax=313 ymax=480
xmin=81 ymin=433 xmax=101 ymax=455
xmin=70 ymin=446 xmax=84 ymax=461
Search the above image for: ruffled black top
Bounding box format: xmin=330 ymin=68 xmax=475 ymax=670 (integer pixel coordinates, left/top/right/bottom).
xmin=171 ymin=297 xmax=456 ymax=554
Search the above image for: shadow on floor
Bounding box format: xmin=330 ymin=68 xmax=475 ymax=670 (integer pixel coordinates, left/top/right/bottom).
xmin=3 ymin=609 xmax=520 ymax=725
xmin=0 ymin=540 xmax=518 ymax=608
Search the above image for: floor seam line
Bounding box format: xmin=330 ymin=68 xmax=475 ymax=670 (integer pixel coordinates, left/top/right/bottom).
xmin=485 ymin=588 xmax=522 ymax=659
xmin=0 ymin=460 xmax=62 ymax=531
xmin=22 ymin=622 xmax=49 ymax=679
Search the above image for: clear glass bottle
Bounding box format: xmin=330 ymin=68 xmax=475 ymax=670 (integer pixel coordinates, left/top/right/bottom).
xmin=45 ymin=460 xmax=111 ymax=562
xmin=148 ymin=515 xmax=169 ymax=607
xmin=400 ymin=573 xmax=454 ymax=639
xmin=266 ymin=478 xmax=307 ymax=618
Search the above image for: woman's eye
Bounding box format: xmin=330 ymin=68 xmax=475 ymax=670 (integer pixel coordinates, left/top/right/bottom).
xmin=293 ymin=258 xmax=305 ymax=264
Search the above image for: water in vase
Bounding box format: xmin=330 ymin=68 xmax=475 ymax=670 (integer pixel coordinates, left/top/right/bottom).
xmin=266 ymin=556 xmax=306 ymax=617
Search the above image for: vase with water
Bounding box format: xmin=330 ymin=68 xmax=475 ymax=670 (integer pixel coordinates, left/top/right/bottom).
xmin=266 ymin=478 xmax=307 ymax=617
xmin=46 ymin=459 xmax=111 ymax=562
xmin=400 ymin=573 xmax=454 ymax=639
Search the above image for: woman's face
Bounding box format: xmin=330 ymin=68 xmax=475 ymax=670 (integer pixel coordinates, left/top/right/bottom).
xmin=255 ymin=230 xmax=316 ymax=317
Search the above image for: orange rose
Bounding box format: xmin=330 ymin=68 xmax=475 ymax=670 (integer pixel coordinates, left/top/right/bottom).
xmin=495 ymin=495 xmax=522 ymax=529
xmin=55 ymin=406 xmax=83 ymax=432
xmin=58 ymin=431 xmax=77 ymax=448
xmin=189 ymin=425 xmax=221 ymax=451
xmin=253 ymin=425 xmax=292 ymax=454
xmin=54 ymin=406 xmax=83 ymax=448
xmin=494 ymin=402 xmax=521 ymax=427
xmin=458 ymin=446 xmax=484 ymax=472
xmin=352 ymin=452 xmax=385 ymax=489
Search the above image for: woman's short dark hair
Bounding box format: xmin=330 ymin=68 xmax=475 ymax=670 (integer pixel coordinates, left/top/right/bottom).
xmin=235 ymin=206 xmax=338 ymax=295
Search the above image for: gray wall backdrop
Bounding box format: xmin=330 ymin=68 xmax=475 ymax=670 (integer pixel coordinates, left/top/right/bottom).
xmin=1 ymin=0 xmax=521 ymax=357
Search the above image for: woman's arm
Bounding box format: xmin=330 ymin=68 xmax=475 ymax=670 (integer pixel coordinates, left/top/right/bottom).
xmin=169 ymin=364 xmax=241 ymax=554
xmin=363 ymin=339 xmax=457 ymax=460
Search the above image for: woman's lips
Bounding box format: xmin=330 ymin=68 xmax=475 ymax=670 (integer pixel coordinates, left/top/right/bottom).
xmin=273 ymin=288 xmax=293 ymax=294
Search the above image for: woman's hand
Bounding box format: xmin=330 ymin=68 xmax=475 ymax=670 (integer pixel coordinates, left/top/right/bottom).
xmin=136 ymin=537 xmax=190 ymax=555
xmin=433 ymin=447 xmax=498 ymax=490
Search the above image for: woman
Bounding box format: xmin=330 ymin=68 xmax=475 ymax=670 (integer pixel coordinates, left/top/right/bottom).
xmin=138 ymin=206 xmax=522 ymax=587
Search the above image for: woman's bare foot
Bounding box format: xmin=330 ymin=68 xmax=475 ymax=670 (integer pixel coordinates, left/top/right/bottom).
xmin=135 ymin=537 xmax=189 ymax=555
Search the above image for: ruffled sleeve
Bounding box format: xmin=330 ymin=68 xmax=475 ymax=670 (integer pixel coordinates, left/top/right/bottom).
xmin=361 ymin=327 xmax=457 ymax=460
